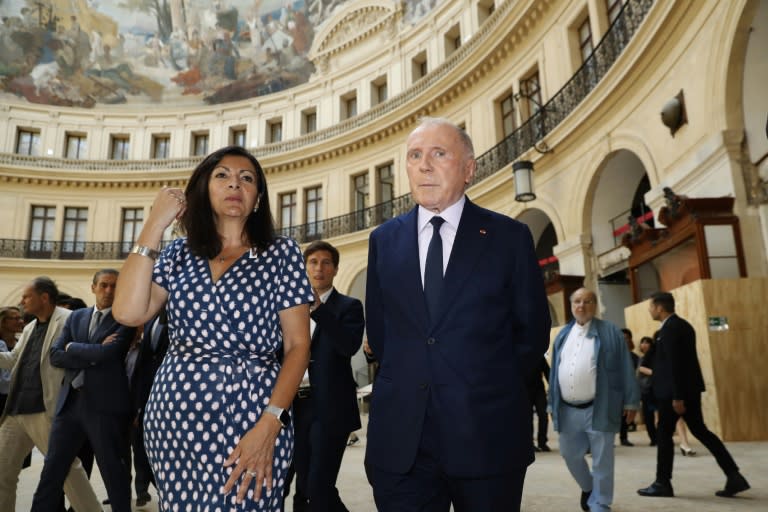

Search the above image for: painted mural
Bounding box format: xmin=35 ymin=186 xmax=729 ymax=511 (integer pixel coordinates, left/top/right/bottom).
xmin=0 ymin=0 xmax=441 ymax=108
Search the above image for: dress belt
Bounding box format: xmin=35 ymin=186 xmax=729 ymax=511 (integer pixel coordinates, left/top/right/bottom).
xmin=563 ymin=399 xmax=594 ymax=409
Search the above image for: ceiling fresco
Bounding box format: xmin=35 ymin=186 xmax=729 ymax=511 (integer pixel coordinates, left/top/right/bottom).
xmin=0 ymin=0 xmax=440 ymax=108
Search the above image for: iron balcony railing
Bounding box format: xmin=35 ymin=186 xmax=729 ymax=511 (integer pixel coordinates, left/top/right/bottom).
xmin=0 ymin=0 xmax=653 ymax=259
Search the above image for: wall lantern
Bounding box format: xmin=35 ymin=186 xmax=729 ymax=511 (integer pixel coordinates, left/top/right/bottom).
xmin=513 ymin=160 xmax=536 ymax=202
xmin=661 ymin=89 xmax=687 ymax=136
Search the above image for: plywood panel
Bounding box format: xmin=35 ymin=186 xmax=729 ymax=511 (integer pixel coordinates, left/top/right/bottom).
xmin=699 ymin=278 xmax=768 ymax=441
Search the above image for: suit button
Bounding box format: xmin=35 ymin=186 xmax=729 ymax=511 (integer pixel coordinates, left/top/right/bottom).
xmin=427 ymin=337 xmax=435 ymax=345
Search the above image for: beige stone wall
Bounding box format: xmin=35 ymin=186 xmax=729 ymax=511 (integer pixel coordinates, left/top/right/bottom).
xmin=1 ymin=0 xmax=767 ymax=311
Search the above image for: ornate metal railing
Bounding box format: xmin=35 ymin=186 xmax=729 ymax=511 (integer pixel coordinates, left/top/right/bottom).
xmin=0 ymin=239 xmax=179 ymax=260
xmin=0 ymin=0 xmax=654 ymax=259
xmin=475 ymin=0 xmax=653 ymax=181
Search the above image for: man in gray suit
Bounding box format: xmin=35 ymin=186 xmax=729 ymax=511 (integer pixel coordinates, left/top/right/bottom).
xmin=0 ymin=276 xmax=101 ymax=512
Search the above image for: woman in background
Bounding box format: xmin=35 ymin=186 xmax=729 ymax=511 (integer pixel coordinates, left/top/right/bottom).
xmin=637 ymin=336 xmax=657 ymax=446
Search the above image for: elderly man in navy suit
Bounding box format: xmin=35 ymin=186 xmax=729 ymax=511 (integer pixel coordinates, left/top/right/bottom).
xmin=364 ymin=117 xmax=551 ymax=511
xmin=30 ymin=269 xmax=135 ymax=512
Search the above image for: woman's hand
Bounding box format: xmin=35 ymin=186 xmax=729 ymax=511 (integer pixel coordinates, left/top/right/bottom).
xmin=222 ymin=414 xmax=282 ymax=504
xmin=148 ymin=186 xmax=187 ymax=230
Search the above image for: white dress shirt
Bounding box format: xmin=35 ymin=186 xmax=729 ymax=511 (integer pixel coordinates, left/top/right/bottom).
xmin=417 ymin=196 xmax=465 ymax=287
xmin=300 ymin=287 xmax=333 ymax=388
xmin=558 ymin=320 xmax=597 ymax=403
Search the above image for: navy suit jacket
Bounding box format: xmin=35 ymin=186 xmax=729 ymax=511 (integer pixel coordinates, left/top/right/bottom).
xmin=50 ymin=307 xmax=134 ymax=416
xmin=651 ymin=314 xmax=705 ymax=401
xmin=308 ymin=289 xmax=365 ymax=433
xmin=130 ymin=314 xmax=169 ymax=416
xmin=365 ymin=199 xmax=551 ymax=477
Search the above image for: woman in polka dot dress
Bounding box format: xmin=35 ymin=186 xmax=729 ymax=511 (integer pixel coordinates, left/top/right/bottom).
xmin=113 ymin=146 xmax=313 ymax=511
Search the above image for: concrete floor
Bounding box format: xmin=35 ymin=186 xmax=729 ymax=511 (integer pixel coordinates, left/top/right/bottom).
xmin=16 ymin=415 xmax=766 ymax=511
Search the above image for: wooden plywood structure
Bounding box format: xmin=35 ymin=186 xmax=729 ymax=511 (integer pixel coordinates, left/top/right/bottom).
xmin=624 ymin=278 xmax=768 ymax=441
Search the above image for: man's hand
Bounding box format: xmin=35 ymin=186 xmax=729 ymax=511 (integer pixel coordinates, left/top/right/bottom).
xmin=363 ymin=338 xmax=373 ymax=357
xmin=672 ymin=399 xmax=686 ymax=415
xmin=101 ymin=333 xmax=118 ymax=345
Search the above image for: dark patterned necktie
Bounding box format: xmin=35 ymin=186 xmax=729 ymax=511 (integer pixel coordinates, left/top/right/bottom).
xmin=424 ymin=216 xmax=445 ymax=321
xmin=88 ymin=310 xmax=103 ymax=339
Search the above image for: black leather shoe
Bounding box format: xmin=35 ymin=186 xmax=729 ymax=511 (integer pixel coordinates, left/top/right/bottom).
xmin=580 ymin=489 xmax=591 ymax=511
xmin=136 ymin=493 xmax=152 ymax=506
xmin=716 ymin=472 xmax=750 ymax=497
xmin=620 ymin=439 xmax=634 ymax=446
xmin=538 ymin=443 xmax=551 ymax=452
xmin=637 ymin=481 xmax=674 ymax=497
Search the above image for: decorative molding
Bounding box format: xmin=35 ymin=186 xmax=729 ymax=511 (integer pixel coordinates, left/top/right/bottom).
xmin=309 ymin=1 xmax=401 ymax=62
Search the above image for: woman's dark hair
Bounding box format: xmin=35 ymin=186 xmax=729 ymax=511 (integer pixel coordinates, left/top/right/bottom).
xmin=180 ymin=145 xmax=276 ymax=258
xmin=639 ymin=336 xmax=654 ymax=346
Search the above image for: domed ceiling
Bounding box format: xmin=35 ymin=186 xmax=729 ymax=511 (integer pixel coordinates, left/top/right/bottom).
xmin=0 ymin=0 xmax=440 ymax=108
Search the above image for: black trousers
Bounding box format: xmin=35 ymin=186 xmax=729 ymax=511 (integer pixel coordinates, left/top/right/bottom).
xmin=131 ymin=416 xmax=155 ymax=497
xmin=30 ymin=389 xmax=132 ymax=512
xmin=292 ymin=394 xmax=350 ymax=512
xmin=528 ymin=386 xmax=548 ymax=447
xmin=655 ymin=393 xmax=738 ymax=483
xmin=641 ymin=392 xmax=657 ymax=444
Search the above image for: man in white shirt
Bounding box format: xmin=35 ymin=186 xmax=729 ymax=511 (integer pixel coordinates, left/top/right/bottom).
xmin=548 ymin=288 xmax=639 ymax=512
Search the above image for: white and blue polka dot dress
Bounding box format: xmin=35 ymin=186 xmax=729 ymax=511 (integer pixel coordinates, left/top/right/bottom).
xmin=145 ymin=236 xmax=313 ymax=511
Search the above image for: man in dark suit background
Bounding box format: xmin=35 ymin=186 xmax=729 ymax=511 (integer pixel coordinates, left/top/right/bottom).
xmin=128 ymin=309 xmax=169 ymax=507
xmin=365 ymin=117 xmax=551 ymax=511
xmin=291 ymin=240 xmax=365 ymax=511
xmin=637 ymin=291 xmax=749 ymax=499
xmin=30 ymin=269 xmax=135 ymax=512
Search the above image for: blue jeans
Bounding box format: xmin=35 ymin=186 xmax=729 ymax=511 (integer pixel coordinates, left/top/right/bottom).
xmin=558 ymin=404 xmax=615 ymax=511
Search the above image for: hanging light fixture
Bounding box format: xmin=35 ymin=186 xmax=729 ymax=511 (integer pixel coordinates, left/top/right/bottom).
xmin=513 ymin=160 xmax=536 ymax=202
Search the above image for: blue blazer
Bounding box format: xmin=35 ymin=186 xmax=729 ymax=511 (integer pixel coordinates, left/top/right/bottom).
xmin=365 ymin=199 xmax=551 ymax=477
xmin=50 ymin=307 xmax=134 ymax=416
xmin=308 ymin=289 xmax=365 ymax=433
